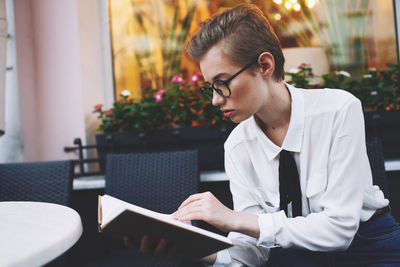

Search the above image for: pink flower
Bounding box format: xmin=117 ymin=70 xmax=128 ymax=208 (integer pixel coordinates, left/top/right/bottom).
xmin=298 ymin=63 xmax=310 ymax=69
xmin=170 ymin=75 xmax=185 ymax=83
xmin=190 ymin=74 xmax=199 ymax=83
xmin=94 ymin=104 xmax=103 ymax=112
xmin=105 ymin=109 xmax=113 ymax=116
xmin=154 ymin=89 xmax=167 ymax=103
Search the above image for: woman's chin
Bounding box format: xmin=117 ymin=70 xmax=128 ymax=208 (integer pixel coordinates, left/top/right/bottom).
xmin=230 ymin=114 xmax=249 ymax=124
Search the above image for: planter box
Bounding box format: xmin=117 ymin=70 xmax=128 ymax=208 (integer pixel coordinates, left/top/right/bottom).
xmin=96 ymin=124 xmax=237 ymax=172
xmin=95 ymin=110 xmax=400 ymax=173
xmin=364 ymin=110 xmax=400 ymax=158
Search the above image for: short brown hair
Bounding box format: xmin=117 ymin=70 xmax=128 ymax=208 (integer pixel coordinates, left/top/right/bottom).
xmin=186 ymin=4 xmax=285 ymax=81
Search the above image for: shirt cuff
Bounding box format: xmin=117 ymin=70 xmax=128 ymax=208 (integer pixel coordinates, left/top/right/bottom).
xmin=257 ymin=213 xmax=276 ymax=248
xmin=211 ymin=249 xmax=231 ymax=266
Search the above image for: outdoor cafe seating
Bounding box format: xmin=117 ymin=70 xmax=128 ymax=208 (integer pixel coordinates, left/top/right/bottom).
xmin=87 ymin=150 xmax=200 ymax=266
xmin=0 ymin=1 xmax=399 ymax=266
xmin=0 ymin=160 xmax=82 ymax=266
xmin=0 ymin=133 xmax=391 ymax=266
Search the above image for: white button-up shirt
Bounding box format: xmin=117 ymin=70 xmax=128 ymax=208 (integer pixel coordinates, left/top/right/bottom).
xmin=214 ymin=84 xmax=389 ymax=266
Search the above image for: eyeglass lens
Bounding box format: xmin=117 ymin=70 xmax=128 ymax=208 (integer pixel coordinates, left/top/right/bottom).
xmin=201 ymin=81 xmax=230 ymax=100
xmin=200 ymin=57 xmax=258 ymax=101
xmin=213 ymin=80 xmax=230 ymax=97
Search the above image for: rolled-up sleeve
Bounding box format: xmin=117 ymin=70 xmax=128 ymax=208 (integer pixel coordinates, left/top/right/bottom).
xmin=212 ymin=249 xmax=231 ymax=266
xmin=212 ymin=232 xmax=270 ymax=266
xmin=257 ymin=212 xmax=277 ymax=248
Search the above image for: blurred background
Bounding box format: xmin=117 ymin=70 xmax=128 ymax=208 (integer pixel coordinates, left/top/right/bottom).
xmin=0 ymin=0 xmax=398 ymax=163
xmin=0 ymin=1 xmax=399 ymax=266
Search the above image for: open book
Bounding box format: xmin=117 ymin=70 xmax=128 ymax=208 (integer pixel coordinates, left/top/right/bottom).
xmin=98 ymin=194 xmax=234 ymax=259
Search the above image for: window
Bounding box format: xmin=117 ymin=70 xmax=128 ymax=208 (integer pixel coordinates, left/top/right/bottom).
xmin=107 ymin=0 xmax=398 ymax=97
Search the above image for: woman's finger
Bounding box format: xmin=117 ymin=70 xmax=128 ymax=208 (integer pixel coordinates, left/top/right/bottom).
xmin=173 ymin=201 xmax=203 ymax=220
xmin=178 ymin=193 xmax=205 ymax=209
xmin=154 ymin=238 xmax=167 ymax=258
xmin=176 ymin=204 xmax=205 ymax=221
xmin=139 ymin=235 xmax=152 ymax=253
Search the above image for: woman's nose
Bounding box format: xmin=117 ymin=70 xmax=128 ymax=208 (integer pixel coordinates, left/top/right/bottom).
xmin=212 ymin=90 xmax=225 ymax=106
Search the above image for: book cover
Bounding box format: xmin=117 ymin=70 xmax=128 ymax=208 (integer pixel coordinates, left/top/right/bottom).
xmin=98 ymin=194 xmax=233 ymax=259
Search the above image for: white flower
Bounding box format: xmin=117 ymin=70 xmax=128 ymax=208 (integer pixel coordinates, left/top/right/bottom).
xmin=363 ymin=74 xmax=372 ymax=78
xmin=370 ymin=91 xmax=378 ymax=96
xmin=121 ymin=90 xmax=131 ymax=97
xmin=288 ymin=68 xmax=299 ymax=74
xmin=336 ymin=70 xmax=351 ymax=77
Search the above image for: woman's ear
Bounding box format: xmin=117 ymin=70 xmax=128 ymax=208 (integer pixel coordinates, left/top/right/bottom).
xmin=257 ymin=52 xmax=275 ymax=78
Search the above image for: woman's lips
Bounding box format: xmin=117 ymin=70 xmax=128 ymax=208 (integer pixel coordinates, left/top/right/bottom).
xmin=222 ymin=110 xmax=234 ymax=117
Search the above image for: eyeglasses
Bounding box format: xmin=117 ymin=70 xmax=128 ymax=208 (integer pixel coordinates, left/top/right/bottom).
xmin=200 ymin=58 xmax=258 ymax=101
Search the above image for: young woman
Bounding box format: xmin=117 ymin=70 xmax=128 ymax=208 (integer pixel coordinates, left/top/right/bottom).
xmin=127 ymin=4 xmax=400 ymax=266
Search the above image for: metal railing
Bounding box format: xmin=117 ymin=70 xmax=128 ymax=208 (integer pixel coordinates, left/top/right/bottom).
xmin=64 ymin=138 xmax=103 ymax=178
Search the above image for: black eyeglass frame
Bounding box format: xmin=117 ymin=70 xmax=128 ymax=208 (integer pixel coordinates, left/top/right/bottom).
xmin=200 ymin=58 xmax=259 ymax=100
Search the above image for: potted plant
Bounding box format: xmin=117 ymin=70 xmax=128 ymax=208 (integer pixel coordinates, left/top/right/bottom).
xmin=287 ymin=63 xmax=400 ymax=157
xmin=93 ymin=74 xmax=236 ymax=171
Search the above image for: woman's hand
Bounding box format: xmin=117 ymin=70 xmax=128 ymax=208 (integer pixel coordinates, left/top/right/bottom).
xmin=123 ymin=235 xmax=177 ymax=261
xmin=172 ymin=191 xmax=237 ymax=233
xmin=122 ymin=192 xmax=259 ymax=262
xmin=173 ymin=191 xmax=260 ymax=237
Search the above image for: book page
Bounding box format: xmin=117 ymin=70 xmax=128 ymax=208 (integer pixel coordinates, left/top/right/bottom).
xmin=100 ymin=195 xmax=170 ymax=227
xmin=100 ymin=194 xmax=232 ymax=245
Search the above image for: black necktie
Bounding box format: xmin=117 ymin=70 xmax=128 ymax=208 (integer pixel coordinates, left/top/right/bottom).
xmin=279 ymin=150 xmax=302 ymax=217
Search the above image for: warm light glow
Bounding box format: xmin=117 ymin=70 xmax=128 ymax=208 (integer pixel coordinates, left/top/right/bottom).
xmin=274 ymin=13 xmax=282 ymax=20
xmin=306 ymin=0 xmax=317 ymax=8
xmin=273 ymin=0 xmax=283 ymax=4
xmin=290 ymin=0 xmax=297 ymax=3
xmin=285 ymin=1 xmax=292 ymax=9
xmin=293 ymin=3 xmax=301 ymax=11
xmin=108 ymin=0 xmax=208 ymax=98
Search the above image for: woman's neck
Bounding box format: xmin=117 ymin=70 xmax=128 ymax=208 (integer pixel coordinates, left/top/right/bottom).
xmin=255 ymin=82 xmax=291 ymax=147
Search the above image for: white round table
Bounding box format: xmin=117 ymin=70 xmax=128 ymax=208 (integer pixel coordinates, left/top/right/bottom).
xmin=0 ymin=201 xmax=83 ymax=267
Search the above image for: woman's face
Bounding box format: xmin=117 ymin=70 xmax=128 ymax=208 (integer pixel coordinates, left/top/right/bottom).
xmin=199 ymin=43 xmax=266 ymax=123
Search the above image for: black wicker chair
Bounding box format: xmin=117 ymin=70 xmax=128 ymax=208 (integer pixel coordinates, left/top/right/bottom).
xmin=105 ymin=150 xmax=199 ymax=213
xmin=0 ymin=160 xmax=73 ymax=206
xmin=366 ymin=137 xmax=389 ymax=198
xmin=94 ymin=150 xmax=200 ymax=267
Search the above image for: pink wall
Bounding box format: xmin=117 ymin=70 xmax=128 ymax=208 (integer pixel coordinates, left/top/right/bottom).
xmin=15 ymin=0 xmax=85 ymax=161
xmin=14 ymin=0 xmax=38 ymax=160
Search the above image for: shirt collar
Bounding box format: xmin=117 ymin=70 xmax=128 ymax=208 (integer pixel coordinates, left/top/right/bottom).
xmin=251 ymin=83 xmax=304 ymax=160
